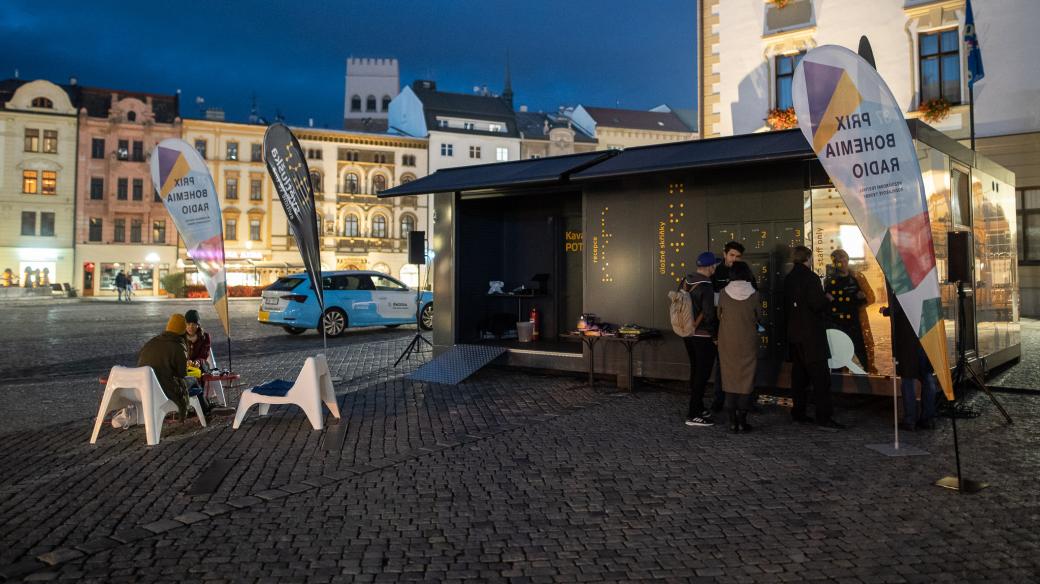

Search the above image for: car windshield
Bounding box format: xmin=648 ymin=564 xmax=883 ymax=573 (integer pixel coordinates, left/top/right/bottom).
xmin=267 ymin=277 xmax=305 ymax=292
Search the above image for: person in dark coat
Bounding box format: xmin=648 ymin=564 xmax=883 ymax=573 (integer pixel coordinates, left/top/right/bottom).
xmin=682 ymin=251 xmax=720 ymax=427
xmin=709 ymin=241 xmax=746 ymax=411
xmin=137 ymin=314 xmax=191 ymax=419
xmin=184 ymin=309 xmax=212 ymax=370
xmin=882 ymin=295 xmax=939 ymax=431
xmin=115 ymin=271 xmax=127 ymax=302
xmin=784 ymin=246 xmax=844 ymax=429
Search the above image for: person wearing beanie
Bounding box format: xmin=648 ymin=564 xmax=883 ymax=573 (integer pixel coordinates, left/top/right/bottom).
xmin=681 ymin=251 xmax=720 ymax=428
xmin=137 ymin=313 xmax=192 ymax=419
xmin=184 ymin=309 xmax=212 ymax=370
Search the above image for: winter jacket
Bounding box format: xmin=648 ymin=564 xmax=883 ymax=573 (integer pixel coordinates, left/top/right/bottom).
xmin=186 ymin=329 xmax=212 ymax=368
xmin=685 ymin=273 xmax=717 ymax=338
xmin=783 ymin=262 xmax=831 ymax=363
xmin=137 ymin=331 xmax=189 ymax=403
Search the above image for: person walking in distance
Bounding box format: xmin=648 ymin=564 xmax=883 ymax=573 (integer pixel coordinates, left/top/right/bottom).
xmin=784 ymin=246 xmax=845 ymax=429
xmin=682 ymin=252 xmax=720 ymax=427
xmin=709 ymin=241 xmax=746 ymax=411
xmin=115 ymin=271 xmax=127 ymax=302
xmin=717 ymin=261 xmax=762 ymax=433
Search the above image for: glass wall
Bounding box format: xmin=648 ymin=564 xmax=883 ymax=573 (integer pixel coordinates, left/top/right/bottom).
xmin=972 ymin=169 xmax=1020 ymax=358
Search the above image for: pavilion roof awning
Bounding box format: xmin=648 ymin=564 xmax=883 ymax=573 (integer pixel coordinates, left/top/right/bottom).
xmin=378 ymin=151 xmax=616 ymax=197
xmin=570 ymin=129 xmax=814 ymax=181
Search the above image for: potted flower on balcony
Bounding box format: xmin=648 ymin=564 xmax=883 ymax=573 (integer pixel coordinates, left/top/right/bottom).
xmin=770 ymin=0 xmax=792 ymax=8
xmin=918 ymin=97 xmax=952 ymax=124
xmin=766 ymin=107 xmax=798 ymax=131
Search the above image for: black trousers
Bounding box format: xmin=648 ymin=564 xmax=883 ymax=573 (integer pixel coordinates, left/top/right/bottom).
xmin=683 ymin=336 xmax=716 ymax=418
xmin=789 ymin=342 xmax=833 ymax=422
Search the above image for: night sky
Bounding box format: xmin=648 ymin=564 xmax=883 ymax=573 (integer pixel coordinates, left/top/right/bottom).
xmin=0 ymin=0 xmax=697 ymax=128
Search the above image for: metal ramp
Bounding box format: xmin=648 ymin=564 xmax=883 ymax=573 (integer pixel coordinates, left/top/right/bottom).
xmin=406 ymin=344 xmax=508 ymax=385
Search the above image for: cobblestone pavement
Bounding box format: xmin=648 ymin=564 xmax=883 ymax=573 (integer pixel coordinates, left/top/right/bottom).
xmin=1 ymin=302 xmax=1038 ymax=582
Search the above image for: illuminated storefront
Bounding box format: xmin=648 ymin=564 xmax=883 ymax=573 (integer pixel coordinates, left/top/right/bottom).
xmin=380 ymin=122 xmax=1020 ymax=393
xmin=77 ymin=246 xmax=175 ymax=296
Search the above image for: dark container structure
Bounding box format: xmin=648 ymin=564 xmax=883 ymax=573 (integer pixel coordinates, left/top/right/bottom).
xmin=380 ymin=123 xmax=1019 ymax=393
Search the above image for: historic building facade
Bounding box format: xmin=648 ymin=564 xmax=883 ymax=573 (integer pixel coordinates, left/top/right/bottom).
xmin=294 ymin=128 xmax=429 ymax=286
xmin=566 ymin=105 xmax=697 ymax=150
xmin=516 ymin=108 xmax=598 ymax=159
xmin=696 ymin=0 xmax=1040 ymax=312
xmin=0 ymin=79 xmax=78 ymax=288
xmin=344 ymin=58 xmax=399 ymax=132
xmin=74 ymin=87 xmax=181 ymax=296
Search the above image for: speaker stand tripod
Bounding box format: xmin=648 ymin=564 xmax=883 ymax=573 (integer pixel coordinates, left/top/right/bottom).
xmin=935 ymin=282 xmax=1012 ymax=493
xmin=394 ymin=275 xmax=432 ymax=367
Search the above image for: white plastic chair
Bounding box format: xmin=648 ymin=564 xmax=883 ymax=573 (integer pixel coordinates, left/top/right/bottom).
xmin=826 ymin=329 xmax=867 ymax=375
xmin=91 ymin=366 xmax=207 ymax=446
xmin=205 ymin=349 xmax=227 ymax=407
xmin=233 ymin=355 xmax=340 ymax=431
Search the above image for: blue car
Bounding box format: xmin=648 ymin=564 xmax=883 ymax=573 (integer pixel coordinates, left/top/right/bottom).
xmin=258 ymin=270 xmax=433 ymax=337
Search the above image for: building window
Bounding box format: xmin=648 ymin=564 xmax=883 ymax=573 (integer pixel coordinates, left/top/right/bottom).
xmin=117 ymin=178 xmax=128 ymax=200
xmin=1017 ymin=188 xmax=1040 ymax=262
xmin=351 ymin=95 xmax=362 ymax=112
xmin=41 ymin=171 xmax=56 ymax=195
xmin=126 ymin=111 xmax=137 ymax=122
xmin=344 ymin=173 xmax=359 ymax=194
xmin=42 ymin=130 xmax=58 ymax=153
xmin=309 ymin=171 xmax=322 ymax=193
xmin=226 ymin=141 xmax=238 ymax=161
xmin=249 ymin=219 xmax=261 ymax=241
xmin=226 ymin=177 xmax=238 ymax=199
xmin=132 ymin=178 xmax=143 ymax=201
xmin=154 ymin=186 xmax=162 ymax=202
xmin=114 ymin=218 xmax=126 ymax=242
xmin=251 ymin=143 xmax=263 ymax=162
xmin=91 ymin=138 xmax=105 ymax=159
xmin=24 ymin=129 xmax=39 ymax=152
xmin=153 ymin=220 xmax=166 ymax=244
xmin=372 ymin=175 xmax=387 ymax=193
xmin=194 ymin=139 xmax=207 ymax=159
xmin=131 ymin=141 xmax=144 ymax=162
xmin=40 ymin=212 xmax=54 ymax=237
xmin=402 ymin=154 xmax=416 ymax=166
xmin=469 ymin=146 xmax=482 ymax=159
xmin=22 ymin=171 xmax=38 ymax=194
xmin=250 ymin=178 xmax=263 ymax=200
xmin=130 ymin=219 xmax=142 ymax=243
xmin=441 ymin=143 xmax=453 ymax=157
xmin=775 ymin=52 xmax=804 ymax=111
xmin=90 ymin=177 xmax=104 ymax=200
xmin=343 ymin=214 xmax=359 ymax=237
xmin=438 ymin=119 xmax=449 ymax=128
xmin=374 ymin=153 xmax=387 ymax=164
xmin=20 ymin=212 xmax=35 ymax=236
xmin=463 ymin=122 xmax=475 ymax=130
xmin=225 ymin=218 xmax=238 ymax=240
xmin=117 ymin=139 xmax=129 ymax=160
xmin=496 ymin=147 xmax=508 ymax=161
xmin=31 ymin=97 xmax=53 ymax=109
xmin=919 ymin=29 xmax=961 ymax=104
xmin=489 ymin=123 xmax=503 ymax=133
xmin=372 ymin=215 xmax=387 ymax=238
xmin=400 ymin=215 xmax=415 ymax=238
xmin=338 ymin=148 xmax=360 ymax=161
xmin=382 ymin=95 xmax=391 ymax=111
xmin=89 ymin=218 xmax=103 ymax=242
xmin=366 ymin=95 xmax=377 ymax=112
xmin=400 ymin=174 xmax=416 ymax=185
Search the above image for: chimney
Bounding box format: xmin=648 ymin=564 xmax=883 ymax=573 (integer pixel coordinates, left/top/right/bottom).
xmin=308 ymin=117 xmax=314 ymax=128
xmin=519 ymin=105 xmax=528 ymax=112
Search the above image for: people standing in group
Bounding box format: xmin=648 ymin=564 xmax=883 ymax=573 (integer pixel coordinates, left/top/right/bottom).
xmin=710 ymin=240 xmax=746 ymax=412
xmin=825 ymin=249 xmax=876 ymax=373
xmin=681 ymin=252 xmax=720 ymax=427
xmin=882 ymin=296 xmax=938 ymax=431
xmin=717 ymin=261 xmax=762 ymax=433
xmin=115 ymin=271 xmax=127 ymax=302
xmin=784 ymin=245 xmax=845 ymax=429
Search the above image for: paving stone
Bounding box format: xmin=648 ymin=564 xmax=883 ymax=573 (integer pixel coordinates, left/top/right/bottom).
xmin=141 ymin=519 xmax=183 ymax=535
xmin=35 ymin=548 xmax=83 ymax=566
xmin=172 ymin=511 xmax=210 ymax=525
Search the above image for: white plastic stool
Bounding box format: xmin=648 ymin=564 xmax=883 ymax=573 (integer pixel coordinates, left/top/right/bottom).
xmin=91 ymin=366 xmax=206 ymax=446
xmin=826 ymin=329 xmax=867 ymax=375
xmin=233 ymin=355 xmax=340 ymax=431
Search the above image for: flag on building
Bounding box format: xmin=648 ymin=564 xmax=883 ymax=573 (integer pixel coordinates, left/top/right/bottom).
xmin=150 ymin=139 xmax=230 ymax=336
xmin=965 ymin=0 xmax=985 ymax=87
xmin=791 ymin=45 xmax=953 ymax=400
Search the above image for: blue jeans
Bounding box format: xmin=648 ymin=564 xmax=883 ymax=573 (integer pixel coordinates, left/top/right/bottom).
xmin=901 ymin=352 xmax=937 ymax=425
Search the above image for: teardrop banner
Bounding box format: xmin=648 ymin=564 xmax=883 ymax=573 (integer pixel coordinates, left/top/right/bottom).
xmin=791 ymin=45 xmax=952 ymax=400
xmin=150 ymin=138 xmax=230 ymax=337
xmin=263 ymin=123 xmax=324 ymax=313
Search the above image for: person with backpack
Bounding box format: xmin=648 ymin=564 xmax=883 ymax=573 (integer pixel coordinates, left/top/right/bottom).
xmin=673 ymin=251 xmax=720 ymax=427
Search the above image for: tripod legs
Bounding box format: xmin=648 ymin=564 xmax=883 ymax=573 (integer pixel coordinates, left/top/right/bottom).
xmin=394 ymin=332 xmax=433 ymax=367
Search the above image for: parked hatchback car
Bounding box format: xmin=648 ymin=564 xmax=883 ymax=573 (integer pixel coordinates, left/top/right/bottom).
xmin=258 ymin=270 xmax=433 ymax=337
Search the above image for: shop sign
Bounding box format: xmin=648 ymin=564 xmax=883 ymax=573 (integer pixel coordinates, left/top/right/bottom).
xmin=564 ymin=231 xmax=583 ymax=253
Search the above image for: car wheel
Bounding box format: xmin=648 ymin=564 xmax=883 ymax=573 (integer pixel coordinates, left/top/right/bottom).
xmin=385 ymin=324 xmax=402 ymax=329
xmin=283 ymin=326 xmax=307 ymax=335
xmin=321 ymin=308 xmax=348 ymax=338
xmin=419 ymin=303 xmax=434 ymax=331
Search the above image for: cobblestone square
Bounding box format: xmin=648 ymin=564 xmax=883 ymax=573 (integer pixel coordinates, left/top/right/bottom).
xmin=0 ymin=300 xmax=1038 ymax=583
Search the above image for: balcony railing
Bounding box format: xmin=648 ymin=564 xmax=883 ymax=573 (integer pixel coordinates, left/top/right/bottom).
xmin=335 ymin=237 xmax=407 ymax=253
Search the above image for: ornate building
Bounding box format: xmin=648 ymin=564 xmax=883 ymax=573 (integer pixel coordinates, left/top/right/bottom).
xmin=74 ymin=87 xmax=181 ymax=296
xmin=0 ymin=79 xmax=78 ymax=288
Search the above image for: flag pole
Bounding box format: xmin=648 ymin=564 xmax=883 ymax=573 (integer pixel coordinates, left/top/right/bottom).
xmin=969 ymin=83 xmax=976 ymax=152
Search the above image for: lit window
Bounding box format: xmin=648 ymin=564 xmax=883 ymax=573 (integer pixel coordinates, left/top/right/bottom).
xmin=489 ymin=123 xmax=503 ymax=133
xmin=41 ymin=171 xmax=57 ymax=195
xmin=22 ymin=171 xmax=38 ymax=194
xmin=496 ymin=147 xmax=508 ymax=161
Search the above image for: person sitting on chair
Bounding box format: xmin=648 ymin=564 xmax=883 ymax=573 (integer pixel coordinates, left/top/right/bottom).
xmin=184 ymin=309 xmax=212 ymax=370
xmin=138 ymin=314 xmax=210 ymax=420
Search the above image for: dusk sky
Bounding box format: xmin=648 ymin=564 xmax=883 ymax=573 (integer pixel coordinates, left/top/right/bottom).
xmin=0 ymin=0 xmax=698 ymax=128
